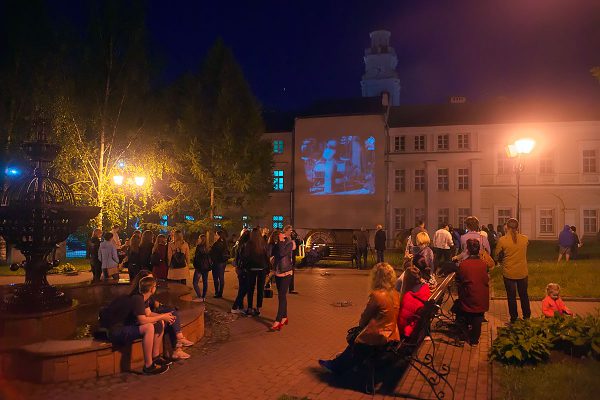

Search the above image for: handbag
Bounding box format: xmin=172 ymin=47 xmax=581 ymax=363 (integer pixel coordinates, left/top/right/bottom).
xmin=264 ymin=279 xmax=274 ymax=298
xmin=346 ymin=325 xmax=363 ymax=344
xmin=170 ymin=248 xmax=187 ymax=269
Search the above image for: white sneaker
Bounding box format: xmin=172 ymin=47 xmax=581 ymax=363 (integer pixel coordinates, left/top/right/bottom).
xmin=230 ymin=308 xmax=244 ymax=314
xmin=192 ymin=298 xmax=204 ymax=303
xmin=172 ymin=348 xmax=191 ymax=360
xmin=178 ymin=337 xmax=194 ymax=347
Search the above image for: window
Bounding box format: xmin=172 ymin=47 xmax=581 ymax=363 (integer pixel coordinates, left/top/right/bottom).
xmin=583 ymin=150 xmax=597 ymax=173
xmin=415 ymin=208 xmax=425 ymax=226
xmin=273 ymin=170 xmax=284 ymax=191
xmin=272 ymin=215 xmax=284 ymax=229
xmin=242 ymin=215 xmax=250 ymax=228
xmin=498 ymin=153 xmax=512 ymax=175
xmin=458 ymin=208 xmax=470 ymax=230
xmin=437 ymin=134 xmax=449 ymax=151
xmin=414 ymin=135 xmax=426 ymax=151
xmin=394 ymin=208 xmax=406 ymax=231
xmin=458 ymin=168 xmax=469 ymax=190
xmin=438 ymin=208 xmax=450 ymax=227
xmin=414 ymin=169 xmax=425 ymax=191
xmin=458 ymin=133 xmax=470 ymax=150
xmin=539 ymin=209 xmax=554 ymax=234
xmin=437 ymin=168 xmax=449 ymax=191
xmin=583 ymin=209 xmax=598 ymax=234
xmin=393 ymin=136 xmax=406 ymax=152
xmin=497 ymin=208 xmax=512 ymax=227
xmin=540 ymin=157 xmax=554 ymax=174
xmin=273 ymin=140 xmax=284 ymax=154
xmin=394 ymin=169 xmax=405 ymax=192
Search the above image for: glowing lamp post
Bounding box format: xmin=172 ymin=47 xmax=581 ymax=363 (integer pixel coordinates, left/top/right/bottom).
xmin=505 ymin=138 xmax=536 ymax=222
xmin=113 ymin=173 xmax=146 ymax=234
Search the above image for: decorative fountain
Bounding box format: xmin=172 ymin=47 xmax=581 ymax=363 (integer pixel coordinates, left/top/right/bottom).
xmin=0 ymin=129 xmax=100 ymax=313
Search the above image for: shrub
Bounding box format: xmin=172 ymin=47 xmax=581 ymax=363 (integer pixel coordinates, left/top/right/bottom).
xmin=490 ymin=313 xmax=600 ymax=365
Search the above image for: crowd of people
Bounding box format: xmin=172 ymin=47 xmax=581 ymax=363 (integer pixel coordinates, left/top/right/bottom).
xmin=88 ymin=215 xmax=576 ymax=377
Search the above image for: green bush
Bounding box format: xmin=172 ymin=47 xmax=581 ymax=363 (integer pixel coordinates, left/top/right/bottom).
xmin=48 ymin=262 xmax=78 ymax=275
xmin=491 ymin=313 xmax=600 ymax=365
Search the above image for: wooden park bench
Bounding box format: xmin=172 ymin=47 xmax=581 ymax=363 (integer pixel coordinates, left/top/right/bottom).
xmin=308 ymin=243 xmax=357 ymax=267
xmin=361 ymin=272 xmax=457 ymax=399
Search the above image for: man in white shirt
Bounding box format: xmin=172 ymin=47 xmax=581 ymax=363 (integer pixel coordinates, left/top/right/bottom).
xmin=433 ymin=223 xmax=454 ymax=272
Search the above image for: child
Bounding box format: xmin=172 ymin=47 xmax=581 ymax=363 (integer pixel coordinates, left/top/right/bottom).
xmin=542 ymin=283 xmax=572 ymax=317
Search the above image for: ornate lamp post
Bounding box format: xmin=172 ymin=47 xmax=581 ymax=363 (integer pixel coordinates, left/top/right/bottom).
xmin=505 ymin=138 xmax=536 ymax=222
xmin=112 ymin=172 xmax=146 ymax=235
xmin=0 ymin=135 xmax=100 ymax=313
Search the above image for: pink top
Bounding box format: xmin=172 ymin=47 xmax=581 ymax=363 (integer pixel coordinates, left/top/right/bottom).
xmin=542 ymin=296 xmax=571 ymax=317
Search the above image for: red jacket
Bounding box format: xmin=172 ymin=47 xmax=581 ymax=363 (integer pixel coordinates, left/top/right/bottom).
xmin=398 ymin=284 xmax=431 ymax=337
xmin=542 ymin=296 xmax=571 ymax=317
xmin=457 ymin=258 xmax=489 ymax=313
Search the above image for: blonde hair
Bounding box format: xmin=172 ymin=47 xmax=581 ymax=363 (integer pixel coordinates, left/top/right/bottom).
xmin=546 ymin=283 xmax=560 ymax=296
xmin=416 ymin=231 xmax=431 ymax=246
xmin=370 ymin=262 xmax=397 ymax=291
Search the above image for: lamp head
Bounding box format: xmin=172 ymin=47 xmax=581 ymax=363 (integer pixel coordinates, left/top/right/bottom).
xmin=134 ymin=176 xmax=146 ymax=186
xmin=113 ymin=175 xmax=124 ymax=185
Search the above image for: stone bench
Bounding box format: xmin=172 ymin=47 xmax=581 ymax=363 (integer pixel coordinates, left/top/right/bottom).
xmin=0 ymin=284 xmax=205 ymax=383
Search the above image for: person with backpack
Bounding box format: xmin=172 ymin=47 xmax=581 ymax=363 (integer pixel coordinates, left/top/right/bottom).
xmin=210 ymin=230 xmax=230 ymax=298
xmin=99 ymin=275 xmax=175 ymax=374
xmin=192 ymin=234 xmax=212 ymax=302
xmin=167 ymin=230 xmax=190 ymax=285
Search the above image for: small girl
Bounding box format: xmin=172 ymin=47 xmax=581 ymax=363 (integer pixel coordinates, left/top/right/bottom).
xmin=542 ymin=283 xmax=572 ymax=317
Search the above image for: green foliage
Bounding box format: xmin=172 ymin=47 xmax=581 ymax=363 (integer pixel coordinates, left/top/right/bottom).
xmin=491 ymin=314 xmax=600 ymax=365
xmin=157 ymin=39 xmax=273 ymax=225
xmin=499 ymin=359 xmax=600 ymax=400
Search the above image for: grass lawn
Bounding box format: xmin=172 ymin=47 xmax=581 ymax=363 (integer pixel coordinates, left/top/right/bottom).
xmin=498 ymin=358 xmax=600 ymax=400
xmin=491 ymin=241 xmax=600 ymax=298
xmin=0 ymin=258 xmax=91 ymax=276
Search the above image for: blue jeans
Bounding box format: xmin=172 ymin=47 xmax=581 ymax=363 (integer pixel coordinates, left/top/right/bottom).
xmin=193 ymin=269 xmax=210 ymax=298
xmin=212 ymin=262 xmax=226 ymax=296
xmin=154 ymin=305 xmax=179 ymax=347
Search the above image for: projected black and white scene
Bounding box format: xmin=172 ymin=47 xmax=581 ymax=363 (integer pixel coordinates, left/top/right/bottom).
xmin=300 ymin=135 xmax=375 ymax=195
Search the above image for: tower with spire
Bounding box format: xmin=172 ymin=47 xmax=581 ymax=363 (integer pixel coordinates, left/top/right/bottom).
xmin=361 ymin=30 xmax=401 ymax=106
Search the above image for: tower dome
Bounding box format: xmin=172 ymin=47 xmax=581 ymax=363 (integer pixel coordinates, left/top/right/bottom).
xmin=360 ymin=30 xmax=401 ymax=105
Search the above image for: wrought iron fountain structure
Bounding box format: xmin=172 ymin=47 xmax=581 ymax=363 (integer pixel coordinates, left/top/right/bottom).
xmin=0 ymin=133 xmax=100 ymax=313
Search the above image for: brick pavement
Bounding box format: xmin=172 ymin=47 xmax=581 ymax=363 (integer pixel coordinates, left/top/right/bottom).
xmin=2 ymin=266 xmax=599 ymax=400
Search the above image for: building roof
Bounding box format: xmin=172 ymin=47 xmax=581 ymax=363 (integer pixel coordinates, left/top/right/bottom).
xmin=388 ymin=100 xmax=600 ymax=127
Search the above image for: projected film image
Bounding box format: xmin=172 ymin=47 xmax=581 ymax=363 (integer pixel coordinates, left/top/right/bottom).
xmin=300 ymin=135 xmax=375 ymax=195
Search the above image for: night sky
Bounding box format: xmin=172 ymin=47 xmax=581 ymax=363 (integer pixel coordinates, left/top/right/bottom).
xmin=146 ymin=0 xmax=600 ymax=111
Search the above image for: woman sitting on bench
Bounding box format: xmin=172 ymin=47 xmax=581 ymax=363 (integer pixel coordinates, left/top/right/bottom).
xmin=397 ymin=266 xmax=431 ymax=338
xmin=318 ymin=262 xmax=400 ymax=373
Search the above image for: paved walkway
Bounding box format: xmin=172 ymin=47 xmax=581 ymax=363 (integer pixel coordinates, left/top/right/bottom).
xmin=2 ymin=267 xmax=599 ymax=400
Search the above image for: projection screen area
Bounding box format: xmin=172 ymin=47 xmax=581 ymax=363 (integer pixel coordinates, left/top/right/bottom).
xmin=294 ymin=114 xmax=386 ymax=230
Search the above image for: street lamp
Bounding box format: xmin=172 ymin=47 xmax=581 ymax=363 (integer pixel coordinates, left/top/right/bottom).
xmin=505 ymin=138 xmax=536 ymax=222
xmin=112 ymin=173 xmax=146 ymax=234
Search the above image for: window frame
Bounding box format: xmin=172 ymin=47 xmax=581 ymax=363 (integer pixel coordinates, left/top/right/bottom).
xmin=394 ymin=208 xmax=406 ymax=231
xmin=437 ymin=168 xmax=449 ymax=191
xmin=414 ymin=169 xmax=426 ymax=191
xmin=414 ymin=135 xmax=426 ymax=151
xmin=394 ymin=169 xmax=406 ymax=192
xmin=538 ymin=208 xmax=555 ymax=235
xmin=437 ymin=134 xmax=449 ymax=151
xmin=583 ymin=209 xmax=598 ymax=235
xmin=457 ymin=208 xmax=471 ymax=230
xmin=272 ymin=215 xmax=284 ymax=229
xmin=438 ymin=208 xmax=450 ymax=227
xmin=273 ymin=169 xmax=284 ymax=191
xmin=457 ymin=168 xmax=469 ymax=190
xmin=457 ymin=133 xmax=470 ymax=150
xmin=583 ymin=149 xmax=597 ymax=173
xmin=273 ymin=140 xmax=284 ymax=154
xmin=393 ymin=135 xmax=406 ymax=152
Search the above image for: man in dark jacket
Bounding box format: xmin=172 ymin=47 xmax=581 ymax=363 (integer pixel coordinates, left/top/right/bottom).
xmin=374 ymin=225 xmax=386 ymax=263
xmin=354 ymin=227 xmax=369 ymax=269
xmin=557 ymin=225 xmax=575 ymax=263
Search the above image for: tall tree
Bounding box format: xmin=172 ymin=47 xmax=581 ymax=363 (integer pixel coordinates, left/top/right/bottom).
xmin=158 ymin=39 xmax=273 ymax=232
xmin=50 ymin=0 xmax=163 ymax=229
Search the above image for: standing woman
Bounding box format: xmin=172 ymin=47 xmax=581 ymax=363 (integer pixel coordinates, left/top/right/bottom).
xmin=151 ymin=234 xmax=168 ymax=280
xmin=126 ymin=233 xmax=142 ymax=281
xmin=192 ymin=234 xmax=212 ymax=302
xmin=494 ymin=218 xmax=530 ymax=323
xmin=210 ymin=230 xmax=229 ymax=298
xmin=89 ymin=228 xmax=103 ymax=282
xmin=243 ymin=228 xmax=270 ymax=316
xmin=167 ymin=230 xmax=190 ymax=285
xmin=139 ymin=230 xmax=155 ymax=270
xmin=270 ymin=230 xmax=294 ymax=331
